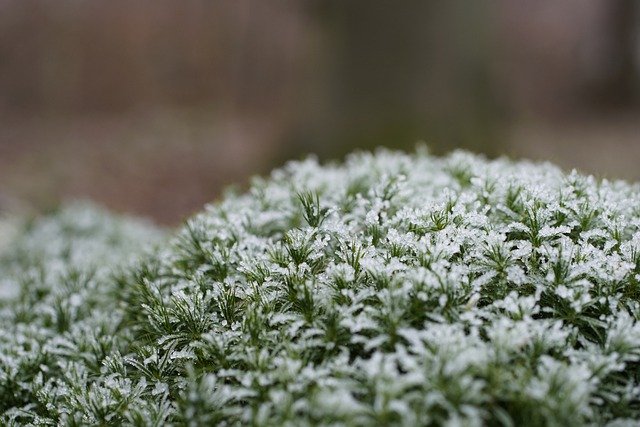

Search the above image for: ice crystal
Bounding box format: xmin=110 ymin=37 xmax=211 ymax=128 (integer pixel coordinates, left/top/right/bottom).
xmin=4 ymin=149 xmax=640 ymax=425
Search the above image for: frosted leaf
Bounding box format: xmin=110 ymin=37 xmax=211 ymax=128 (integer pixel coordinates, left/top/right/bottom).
xmin=5 ymin=150 xmax=640 ymax=424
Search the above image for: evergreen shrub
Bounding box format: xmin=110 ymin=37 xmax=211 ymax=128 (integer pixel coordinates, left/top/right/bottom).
xmin=3 ymin=150 xmax=640 ymax=425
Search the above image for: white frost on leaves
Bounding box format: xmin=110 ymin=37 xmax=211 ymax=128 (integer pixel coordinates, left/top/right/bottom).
xmin=4 ymin=150 xmax=640 ymax=425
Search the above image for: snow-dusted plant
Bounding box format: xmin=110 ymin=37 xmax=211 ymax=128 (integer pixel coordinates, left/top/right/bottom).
xmin=3 ymin=149 xmax=640 ymax=425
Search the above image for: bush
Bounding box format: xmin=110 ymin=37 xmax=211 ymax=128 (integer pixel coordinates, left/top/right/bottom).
xmin=3 ymin=150 xmax=640 ymax=425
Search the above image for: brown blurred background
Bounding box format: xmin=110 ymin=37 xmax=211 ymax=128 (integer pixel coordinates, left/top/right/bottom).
xmin=0 ymin=0 xmax=639 ymax=224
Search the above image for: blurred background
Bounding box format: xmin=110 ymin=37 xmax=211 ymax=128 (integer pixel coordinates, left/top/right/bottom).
xmin=0 ymin=0 xmax=639 ymax=224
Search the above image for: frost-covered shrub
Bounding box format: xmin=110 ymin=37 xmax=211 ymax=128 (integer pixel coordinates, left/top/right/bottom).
xmin=5 ymin=150 xmax=640 ymax=425
xmin=0 ymin=204 xmax=164 ymax=425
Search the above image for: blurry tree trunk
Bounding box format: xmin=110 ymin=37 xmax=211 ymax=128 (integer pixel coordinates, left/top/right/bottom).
xmin=590 ymin=0 xmax=639 ymax=107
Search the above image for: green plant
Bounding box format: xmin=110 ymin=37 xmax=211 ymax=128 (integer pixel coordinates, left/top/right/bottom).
xmin=3 ymin=150 xmax=640 ymax=425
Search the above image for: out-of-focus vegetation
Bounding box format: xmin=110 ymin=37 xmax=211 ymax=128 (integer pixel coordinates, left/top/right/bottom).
xmin=0 ymin=0 xmax=638 ymax=223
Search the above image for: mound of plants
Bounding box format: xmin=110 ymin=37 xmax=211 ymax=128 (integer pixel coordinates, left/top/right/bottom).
xmin=3 ymin=150 xmax=640 ymax=425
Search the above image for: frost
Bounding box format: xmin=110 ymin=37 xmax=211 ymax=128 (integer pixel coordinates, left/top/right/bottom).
xmin=4 ymin=150 xmax=640 ymax=425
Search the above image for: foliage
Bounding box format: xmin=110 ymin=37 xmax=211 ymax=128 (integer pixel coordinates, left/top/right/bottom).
xmin=4 ymin=150 xmax=640 ymax=425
